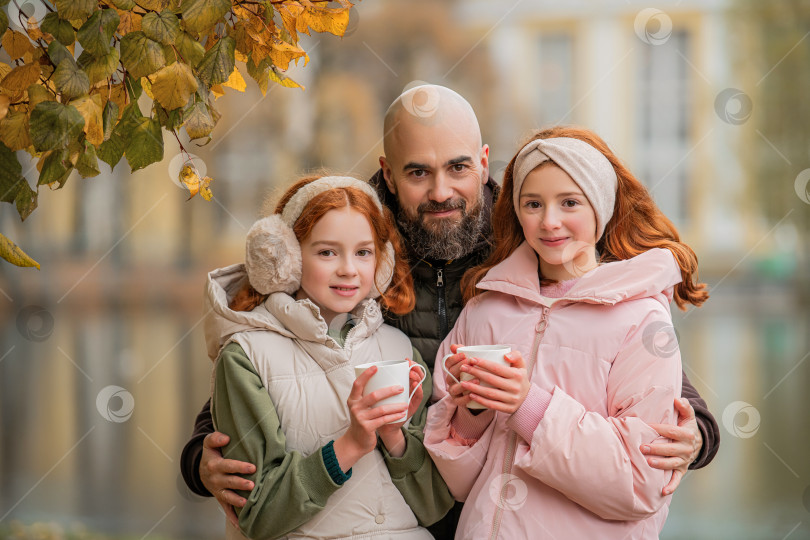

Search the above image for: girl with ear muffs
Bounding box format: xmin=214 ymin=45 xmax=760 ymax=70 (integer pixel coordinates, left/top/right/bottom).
xmin=205 ymin=175 xmax=454 ymax=539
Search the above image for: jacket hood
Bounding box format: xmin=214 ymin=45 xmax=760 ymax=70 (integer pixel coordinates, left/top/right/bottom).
xmin=203 ymin=263 xmax=383 ymax=362
xmin=368 ymin=168 xmax=498 ymax=265
xmin=476 ymin=242 xmax=682 ymax=307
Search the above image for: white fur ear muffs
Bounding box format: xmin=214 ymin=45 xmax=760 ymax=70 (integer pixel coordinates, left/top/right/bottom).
xmin=244 ymin=176 xmax=398 ymax=299
xmin=245 ymin=215 xmax=302 ymax=295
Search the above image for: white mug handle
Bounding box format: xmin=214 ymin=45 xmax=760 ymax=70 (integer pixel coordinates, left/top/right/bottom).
xmin=441 ymin=353 xmax=462 ymax=386
xmin=407 ymin=362 xmax=427 ymax=402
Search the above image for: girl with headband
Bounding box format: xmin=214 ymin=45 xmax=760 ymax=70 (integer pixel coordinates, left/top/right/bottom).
xmin=424 ymin=126 xmax=708 ymax=539
xmin=205 ymin=175 xmax=454 ymax=539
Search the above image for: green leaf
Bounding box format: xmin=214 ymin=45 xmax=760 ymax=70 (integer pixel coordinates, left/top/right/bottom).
xmin=76 ymin=139 xmax=101 ymax=177
xmin=109 ymin=0 xmax=136 ymax=8
xmin=125 ymin=117 xmax=163 ymax=171
xmin=142 ymin=10 xmax=181 ymax=45
xmin=38 ymin=148 xmax=73 ymax=187
xmin=0 ymin=140 xmax=24 ymax=202
xmin=13 ymin=178 xmax=37 ymax=220
xmin=77 ymin=48 xmax=120 ymax=85
xmin=102 ymin=100 xmax=119 ymax=140
xmin=181 ymin=99 xmax=216 ymax=140
xmin=120 ymin=31 xmax=166 ymax=79
xmin=53 ymin=0 xmax=96 ymax=21
xmin=124 ymin=73 xmax=142 ymax=101
xmin=47 ymin=39 xmax=75 ymax=69
xmin=196 ymin=36 xmax=235 ymax=87
xmin=52 ymin=58 xmax=90 ymax=100
xmin=181 ymin=0 xmax=231 ymax=34
xmin=0 ymin=232 xmax=40 ymax=269
xmin=175 ymin=31 xmax=205 ymax=68
xmin=41 ymin=12 xmax=75 ymax=46
xmin=27 ymin=84 xmax=53 ymax=109
xmin=77 ymin=8 xmax=120 ymax=56
xmin=0 ymin=9 xmax=8 ymax=37
xmin=98 ymin=103 xmax=142 ymax=169
xmin=29 ymin=101 xmax=85 ymax=151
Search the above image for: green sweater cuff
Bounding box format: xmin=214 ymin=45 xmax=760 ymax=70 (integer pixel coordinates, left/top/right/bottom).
xmin=322 ymin=440 xmax=352 ymax=485
xmin=379 ymin=429 xmax=426 ymax=479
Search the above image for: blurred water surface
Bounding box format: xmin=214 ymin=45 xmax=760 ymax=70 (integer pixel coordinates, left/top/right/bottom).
xmin=1 ymin=279 xmax=807 ymax=540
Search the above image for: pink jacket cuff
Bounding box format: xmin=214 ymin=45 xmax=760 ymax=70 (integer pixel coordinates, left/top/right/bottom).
xmin=450 ymin=407 xmax=495 ymax=443
xmin=507 ymin=384 xmax=553 ymax=443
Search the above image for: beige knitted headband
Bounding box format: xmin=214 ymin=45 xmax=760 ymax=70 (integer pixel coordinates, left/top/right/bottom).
xmin=513 ymin=137 xmax=618 ymax=240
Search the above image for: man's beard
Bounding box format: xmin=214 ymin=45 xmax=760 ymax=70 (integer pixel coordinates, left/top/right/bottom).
xmin=396 ymin=187 xmax=486 ymax=261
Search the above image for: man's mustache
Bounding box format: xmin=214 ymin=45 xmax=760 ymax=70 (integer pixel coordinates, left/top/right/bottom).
xmin=417 ymin=199 xmax=467 ymax=215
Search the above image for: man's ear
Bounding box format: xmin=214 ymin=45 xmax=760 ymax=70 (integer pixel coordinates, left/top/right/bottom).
xmin=379 ymin=156 xmax=397 ymax=194
xmin=480 ymin=144 xmax=490 ymax=183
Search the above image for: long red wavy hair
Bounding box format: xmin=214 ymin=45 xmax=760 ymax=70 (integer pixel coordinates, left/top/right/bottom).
xmin=231 ymin=175 xmax=415 ymax=314
xmin=461 ymin=126 xmax=708 ymax=310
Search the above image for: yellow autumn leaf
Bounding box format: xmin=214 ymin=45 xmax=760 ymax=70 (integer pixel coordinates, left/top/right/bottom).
xmin=179 ymin=163 xmax=214 ymax=200
xmin=141 ymin=77 xmax=154 ymax=100
xmin=268 ymin=67 xmax=304 ymax=90
xmin=0 ymin=95 xmax=9 ymax=121
xmin=222 ymin=66 xmax=246 ymax=92
xmin=150 ymin=61 xmax=198 ymax=110
xmin=296 ymin=5 xmax=350 ymax=37
xmin=269 ymin=39 xmax=307 ymax=71
xmin=0 ymin=62 xmax=12 ymax=80
xmin=2 ymin=30 xmax=35 ymax=59
xmin=1 ymin=63 xmax=42 ymax=97
xmin=234 ymin=49 xmax=248 ymax=63
xmin=210 ymin=84 xmax=224 ymax=99
xmin=0 ymin=110 xmax=33 ymax=150
xmin=0 ymin=233 xmax=40 ymax=269
xmin=69 ymin=94 xmax=104 ymax=146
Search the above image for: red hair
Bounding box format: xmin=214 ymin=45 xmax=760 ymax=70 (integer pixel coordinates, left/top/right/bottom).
xmin=231 ymin=175 xmax=415 ymax=315
xmin=461 ymin=126 xmax=708 ymax=310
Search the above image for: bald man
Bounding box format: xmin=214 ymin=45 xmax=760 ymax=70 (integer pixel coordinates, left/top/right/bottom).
xmin=180 ymin=85 xmax=720 ymax=538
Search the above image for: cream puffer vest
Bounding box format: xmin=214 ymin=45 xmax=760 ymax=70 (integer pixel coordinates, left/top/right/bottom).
xmin=205 ymin=264 xmax=432 ymax=540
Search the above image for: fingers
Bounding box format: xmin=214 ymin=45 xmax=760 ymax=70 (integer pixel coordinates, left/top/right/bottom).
xmin=504 ymin=351 xmax=525 ymax=369
xmin=464 ymin=357 xmax=517 ymax=380
xmin=467 ymin=392 xmax=512 ymax=413
xmin=662 ymin=469 xmax=684 ymax=496
xmin=450 ymin=343 xmax=465 ymax=354
xmin=203 ymin=431 xmax=230 ymax=449
xmin=216 ymin=487 xmax=249 ymax=509
xmin=350 ymin=366 xmax=377 ymax=399
xmin=648 ymin=423 xmax=697 ymax=448
xmin=210 ymin=457 xmax=257 ymax=476
xmin=359 ymin=384 xmax=404 ymax=408
xmin=461 ymin=380 xmax=519 ymax=406
xmin=645 ymin=455 xmax=687 ymax=471
xmin=673 ymin=397 xmax=695 ymax=421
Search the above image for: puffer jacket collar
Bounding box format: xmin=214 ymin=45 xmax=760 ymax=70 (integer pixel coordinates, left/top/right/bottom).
xmin=204 ymin=263 xmax=383 ymax=362
xmin=476 ymin=241 xmax=682 ymax=307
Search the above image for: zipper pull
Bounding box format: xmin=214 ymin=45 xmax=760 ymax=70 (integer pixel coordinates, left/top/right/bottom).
xmin=436 ymin=268 xmax=444 ymax=287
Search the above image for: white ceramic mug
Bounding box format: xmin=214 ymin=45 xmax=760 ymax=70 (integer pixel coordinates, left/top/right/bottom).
xmin=354 ymin=359 xmax=427 ymax=423
xmin=441 ymin=345 xmax=512 ymax=409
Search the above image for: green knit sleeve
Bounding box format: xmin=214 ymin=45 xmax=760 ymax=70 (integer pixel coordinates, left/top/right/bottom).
xmin=211 ymin=342 xmax=343 ymax=539
xmin=379 ymin=346 xmax=455 ymax=526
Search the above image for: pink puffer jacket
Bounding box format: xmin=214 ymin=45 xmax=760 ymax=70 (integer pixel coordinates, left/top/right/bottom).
xmin=424 ymin=242 xmax=683 ymax=540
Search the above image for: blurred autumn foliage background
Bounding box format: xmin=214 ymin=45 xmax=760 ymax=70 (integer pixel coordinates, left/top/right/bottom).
xmin=0 ymin=0 xmax=350 ymax=268
xmin=1 ymin=1 xmax=809 ymax=539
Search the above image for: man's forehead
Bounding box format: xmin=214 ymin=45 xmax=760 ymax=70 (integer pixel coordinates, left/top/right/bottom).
xmin=388 ymin=117 xmax=480 ymax=166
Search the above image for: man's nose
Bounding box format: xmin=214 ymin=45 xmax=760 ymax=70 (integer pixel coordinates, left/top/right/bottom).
xmin=429 ymin=172 xmax=454 ymax=203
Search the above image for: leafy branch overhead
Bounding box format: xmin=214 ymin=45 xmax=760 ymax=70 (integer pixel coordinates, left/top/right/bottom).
xmin=0 ymin=0 xmax=353 ymax=268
